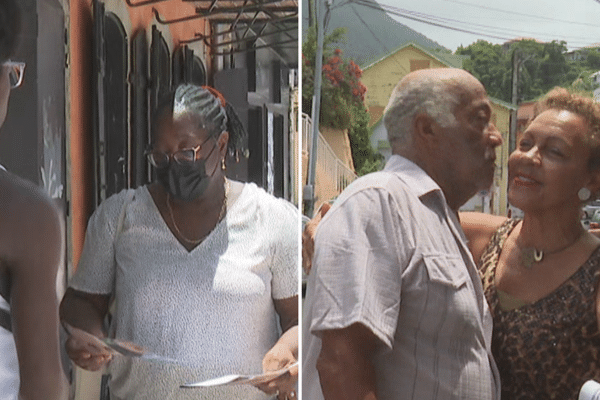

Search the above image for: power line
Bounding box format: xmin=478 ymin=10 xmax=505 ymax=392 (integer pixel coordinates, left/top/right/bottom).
xmin=371 ymin=1 xmax=596 ymax=42
xmin=352 ymin=0 xmax=513 ymax=41
xmin=443 ymin=0 xmax=600 ymax=28
xmin=349 ymin=2 xmax=409 ymax=72
xmin=361 ymin=0 xmax=598 ymax=43
xmin=352 ymin=0 xmax=600 ymax=48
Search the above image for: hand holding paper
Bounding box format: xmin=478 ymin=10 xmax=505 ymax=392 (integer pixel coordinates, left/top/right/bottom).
xmin=63 ymin=324 xmax=113 ymax=371
xmin=63 ymin=323 xmax=177 ymax=371
xmin=180 ymin=361 xmax=298 ymax=388
xmin=255 ymin=341 xmax=298 ymax=398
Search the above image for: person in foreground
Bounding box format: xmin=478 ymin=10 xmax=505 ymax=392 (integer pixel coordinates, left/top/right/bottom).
xmin=60 ymin=84 xmax=298 ymax=399
xmin=0 ymin=0 xmax=68 ymax=398
xmin=461 ymin=88 xmax=600 ymax=400
xmin=302 ymin=68 xmax=503 ymax=400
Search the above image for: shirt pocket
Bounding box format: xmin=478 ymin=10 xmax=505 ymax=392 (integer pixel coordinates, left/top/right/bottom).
xmin=423 ymin=254 xmax=468 ymax=289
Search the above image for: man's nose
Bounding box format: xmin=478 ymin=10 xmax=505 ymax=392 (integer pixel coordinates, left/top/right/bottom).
xmin=487 ymin=123 xmax=503 ymax=148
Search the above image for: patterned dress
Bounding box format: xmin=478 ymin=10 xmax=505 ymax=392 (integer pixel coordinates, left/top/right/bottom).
xmin=480 ymin=219 xmax=600 ymax=400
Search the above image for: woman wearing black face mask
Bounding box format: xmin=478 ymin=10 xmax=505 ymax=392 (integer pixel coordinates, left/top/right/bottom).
xmin=60 ymin=84 xmax=299 ymax=400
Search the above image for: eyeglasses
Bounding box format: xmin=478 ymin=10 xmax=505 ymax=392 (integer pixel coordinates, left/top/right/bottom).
xmin=146 ymin=136 xmax=216 ymax=169
xmin=3 ymin=60 xmax=25 ymax=89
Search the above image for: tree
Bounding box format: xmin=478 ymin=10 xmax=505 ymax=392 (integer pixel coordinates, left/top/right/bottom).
xmin=586 ymin=49 xmax=600 ymax=70
xmin=571 ymin=70 xmax=600 ymax=93
xmin=303 ymin=27 xmax=382 ymax=175
xmin=456 ymin=40 xmax=509 ymax=101
xmin=456 ymin=39 xmax=580 ymax=103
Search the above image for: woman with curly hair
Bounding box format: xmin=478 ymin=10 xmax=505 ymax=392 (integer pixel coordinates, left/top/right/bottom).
xmin=462 ymin=87 xmax=600 ymax=399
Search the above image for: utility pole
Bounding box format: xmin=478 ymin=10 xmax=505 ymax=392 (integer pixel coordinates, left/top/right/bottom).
xmin=303 ymin=0 xmax=330 ymax=217
xmin=510 ymin=49 xmax=534 ymax=153
xmin=510 ymin=49 xmax=519 ymax=154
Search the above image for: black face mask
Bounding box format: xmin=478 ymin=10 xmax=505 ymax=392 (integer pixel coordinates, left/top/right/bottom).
xmin=156 ymin=160 xmax=211 ymax=202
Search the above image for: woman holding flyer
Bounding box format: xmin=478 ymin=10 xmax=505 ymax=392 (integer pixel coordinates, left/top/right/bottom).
xmin=60 ymin=84 xmax=298 ymax=400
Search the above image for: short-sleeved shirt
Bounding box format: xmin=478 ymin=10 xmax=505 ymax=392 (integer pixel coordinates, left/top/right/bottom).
xmin=302 ymin=155 xmax=499 ymax=400
xmin=70 ymin=182 xmax=298 ymax=400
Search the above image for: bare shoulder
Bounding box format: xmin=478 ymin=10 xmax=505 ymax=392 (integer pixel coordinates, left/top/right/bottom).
xmin=0 ymin=171 xmax=59 ymax=223
xmin=459 ymin=212 xmax=508 ymax=265
xmin=0 ymin=171 xmax=61 ymax=270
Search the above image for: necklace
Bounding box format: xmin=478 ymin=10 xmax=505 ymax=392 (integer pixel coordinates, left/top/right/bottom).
xmin=518 ymin=229 xmax=585 ymax=269
xmin=166 ymin=179 xmax=229 ymax=245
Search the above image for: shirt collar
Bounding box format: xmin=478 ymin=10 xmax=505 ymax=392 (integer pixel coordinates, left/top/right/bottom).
xmin=384 ymin=154 xmax=442 ymax=199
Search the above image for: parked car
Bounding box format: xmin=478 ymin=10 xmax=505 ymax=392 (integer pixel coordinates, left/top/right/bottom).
xmin=590 ymin=209 xmax=600 ymax=229
xmin=583 ymin=200 xmax=600 ymax=220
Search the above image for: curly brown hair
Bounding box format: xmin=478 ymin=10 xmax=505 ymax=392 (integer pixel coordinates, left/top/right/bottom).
xmin=534 ymin=87 xmax=600 ymax=171
xmin=0 ymin=0 xmax=21 ymax=64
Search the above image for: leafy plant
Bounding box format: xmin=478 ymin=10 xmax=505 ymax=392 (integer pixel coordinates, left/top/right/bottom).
xmin=303 ymin=27 xmax=382 ymax=175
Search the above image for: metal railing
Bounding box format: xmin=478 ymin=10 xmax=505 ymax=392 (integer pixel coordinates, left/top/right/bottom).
xmin=302 ymin=113 xmax=357 ymax=201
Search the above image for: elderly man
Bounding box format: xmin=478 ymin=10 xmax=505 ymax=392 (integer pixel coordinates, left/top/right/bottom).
xmin=302 ymin=68 xmax=503 ymax=400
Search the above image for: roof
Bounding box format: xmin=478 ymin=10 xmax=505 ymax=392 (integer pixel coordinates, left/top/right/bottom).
xmin=362 ymin=41 xmax=466 ymax=71
xmin=489 ymin=97 xmax=517 ymax=111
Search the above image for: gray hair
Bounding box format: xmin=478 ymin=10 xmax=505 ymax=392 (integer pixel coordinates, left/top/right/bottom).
xmin=153 ymin=83 xmax=247 ymax=156
xmin=173 ymin=84 xmax=228 ymax=137
xmin=383 ymin=75 xmax=460 ymax=146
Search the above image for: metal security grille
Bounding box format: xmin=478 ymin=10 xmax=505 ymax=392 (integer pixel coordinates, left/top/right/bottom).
xmin=92 ymin=0 xmax=128 ymax=208
xmin=156 ymin=0 xmax=297 ymax=62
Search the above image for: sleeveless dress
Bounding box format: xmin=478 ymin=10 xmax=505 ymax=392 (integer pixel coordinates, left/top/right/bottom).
xmin=0 ymin=294 xmax=19 ymax=400
xmin=480 ymin=219 xmax=600 ymax=400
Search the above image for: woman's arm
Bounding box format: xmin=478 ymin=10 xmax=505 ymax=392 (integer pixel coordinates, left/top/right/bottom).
xmin=255 ymin=296 xmax=298 ymax=399
xmin=59 ymin=288 xmax=112 ymax=371
xmin=459 ymin=212 xmax=507 ymax=266
xmin=10 ymin=196 xmax=68 ymax=400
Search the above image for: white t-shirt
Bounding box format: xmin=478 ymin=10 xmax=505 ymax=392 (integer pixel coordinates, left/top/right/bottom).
xmin=70 ymin=182 xmax=298 ymax=399
xmin=0 ymin=297 xmax=18 ymax=400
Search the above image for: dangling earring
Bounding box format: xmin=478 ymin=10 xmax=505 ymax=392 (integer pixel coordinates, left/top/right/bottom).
xmin=221 ymin=158 xmax=226 ymax=170
xmin=578 ymin=187 xmax=591 ymax=201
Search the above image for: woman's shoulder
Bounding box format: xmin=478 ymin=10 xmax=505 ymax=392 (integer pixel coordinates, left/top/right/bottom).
xmin=459 ymin=212 xmax=509 ymax=264
xmin=86 ymin=187 xmax=142 ymax=231
xmin=96 ymin=187 xmax=143 ymax=211
xmin=238 ymin=182 xmax=298 ymax=218
xmin=0 ymin=170 xmax=56 ymax=213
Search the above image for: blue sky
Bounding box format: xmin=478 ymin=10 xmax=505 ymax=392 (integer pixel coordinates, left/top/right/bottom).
xmin=380 ymin=0 xmax=600 ymax=52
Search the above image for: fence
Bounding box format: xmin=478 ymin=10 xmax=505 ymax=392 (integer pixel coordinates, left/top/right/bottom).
xmin=302 ymin=113 xmax=357 ymax=208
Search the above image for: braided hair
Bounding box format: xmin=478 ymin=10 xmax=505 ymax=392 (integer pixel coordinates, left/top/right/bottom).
xmin=0 ymin=0 xmax=21 ymax=64
xmin=168 ymin=83 xmax=248 ymax=158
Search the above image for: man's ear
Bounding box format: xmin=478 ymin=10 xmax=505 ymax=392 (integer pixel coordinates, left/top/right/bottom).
xmin=413 ymin=113 xmax=437 ymax=146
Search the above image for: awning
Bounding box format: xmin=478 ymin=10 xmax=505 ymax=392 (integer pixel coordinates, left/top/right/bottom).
xmin=143 ymin=0 xmax=298 ymax=66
